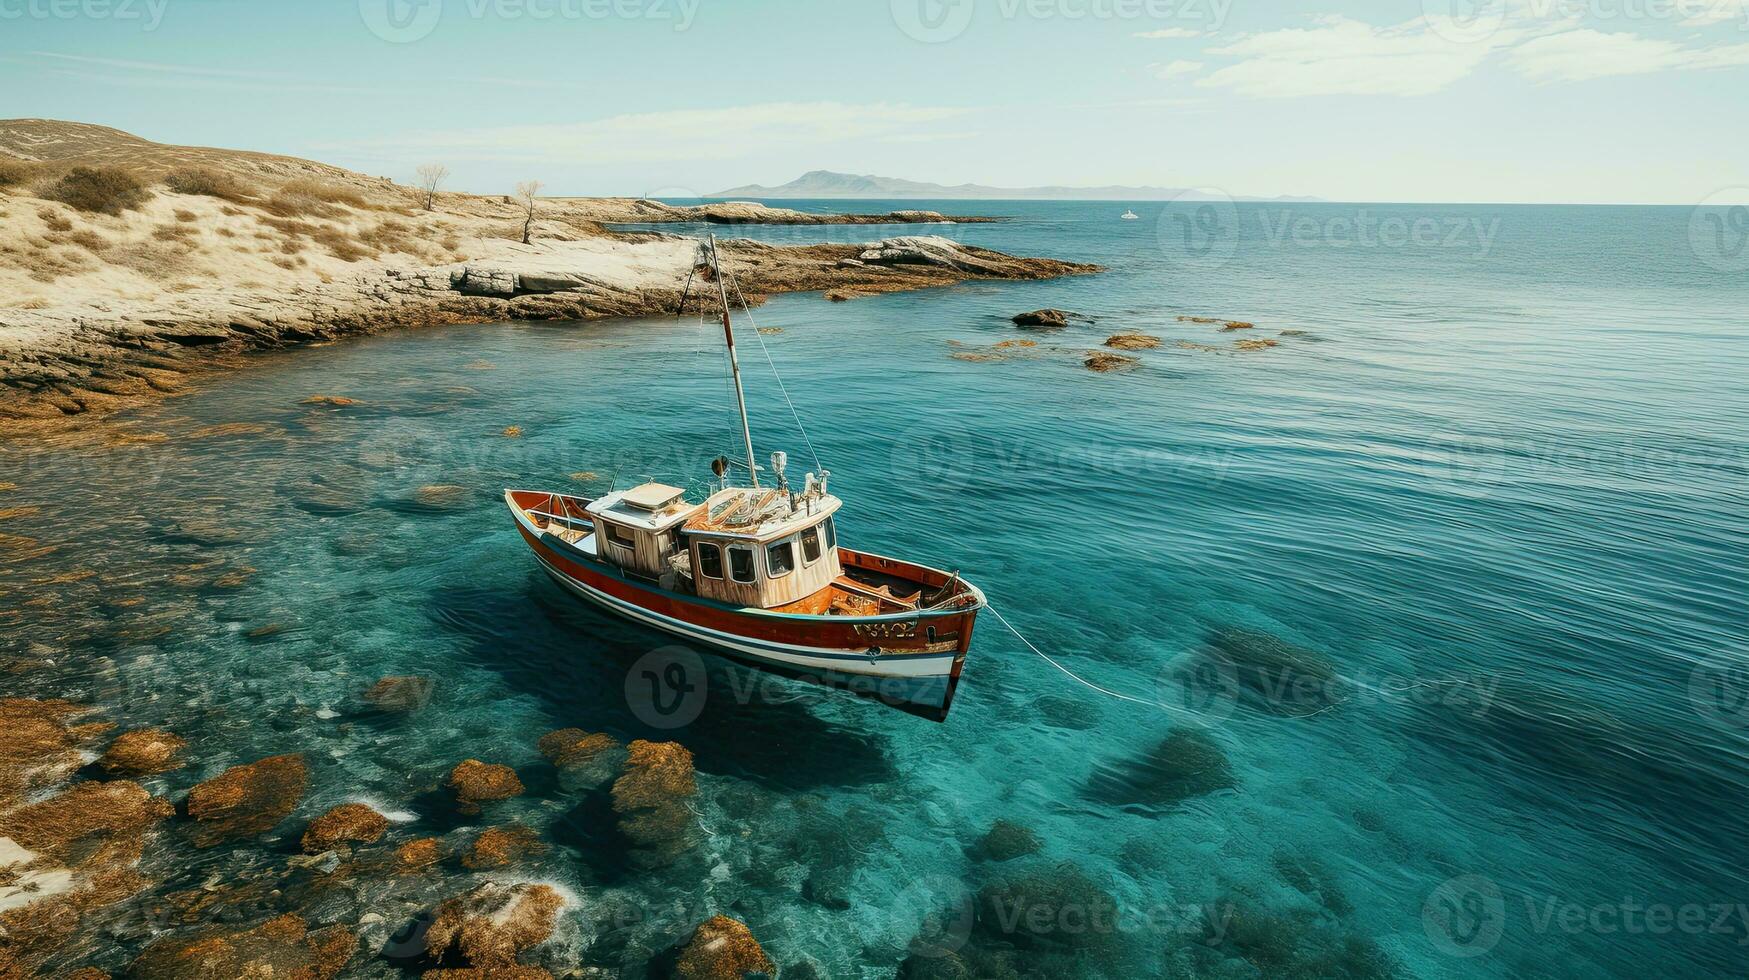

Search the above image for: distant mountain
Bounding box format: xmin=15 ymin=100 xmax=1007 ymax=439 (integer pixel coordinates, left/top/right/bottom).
xmin=711 ymin=170 xmax=1320 ymax=202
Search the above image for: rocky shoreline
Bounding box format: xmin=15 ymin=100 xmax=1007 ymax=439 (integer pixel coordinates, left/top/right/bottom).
xmin=0 ymin=232 xmax=1097 ymax=438
xmin=0 ymin=693 xmax=780 ymax=978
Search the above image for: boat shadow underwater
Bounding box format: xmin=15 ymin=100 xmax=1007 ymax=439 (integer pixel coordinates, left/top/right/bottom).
xmin=425 ymin=578 xmax=900 ymax=794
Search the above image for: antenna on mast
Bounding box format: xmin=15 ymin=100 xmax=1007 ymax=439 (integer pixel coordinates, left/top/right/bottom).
xmin=708 ymin=233 xmax=759 ymax=488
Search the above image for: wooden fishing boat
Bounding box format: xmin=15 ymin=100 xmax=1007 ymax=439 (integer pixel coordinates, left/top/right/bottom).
xmin=505 ymin=235 xmax=985 ymax=720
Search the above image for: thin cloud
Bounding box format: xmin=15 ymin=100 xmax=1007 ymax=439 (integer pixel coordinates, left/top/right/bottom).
xmin=1151 ymin=60 xmax=1204 ymax=79
xmin=1506 ymin=28 xmax=1749 ymax=82
xmin=327 ymin=103 xmax=975 ymax=164
xmin=1133 ymin=28 xmax=1204 ymax=38
xmin=1196 ymin=15 xmax=1520 ymax=98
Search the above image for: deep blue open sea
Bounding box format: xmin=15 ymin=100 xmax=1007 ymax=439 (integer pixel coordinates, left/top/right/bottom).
xmin=3 ymin=200 xmax=1747 ymax=977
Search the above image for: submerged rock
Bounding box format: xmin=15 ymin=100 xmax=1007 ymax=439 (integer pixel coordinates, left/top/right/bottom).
xmin=611 ymin=740 xmax=698 ymax=862
xmin=447 ymin=759 xmax=524 ymax=815
xmin=394 ymin=836 xmax=445 ymax=872
xmin=1083 ymin=351 xmax=1138 ymax=373
xmin=98 ymin=728 xmax=187 ymax=775
xmin=1085 ymin=729 xmax=1236 ymax=809
xmin=1035 ymin=694 xmax=1101 ymax=730
xmin=1196 ymin=899 xmax=1396 ymax=979
xmin=1103 ymin=333 xmax=1160 ymax=350
xmin=300 ymin=802 xmax=389 ymax=853
xmin=974 ymin=864 xmax=1121 ymax=951
xmin=301 ymin=395 xmax=359 ymax=407
xmin=128 ymin=912 xmax=355 ymax=980
xmin=970 ymin=819 xmax=1042 ymax=862
xmin=463 ymin=824 xmax=546 ymax=870
xmin=1206 ymin=627 xmax=1341 ymax=716
xmin=363 ymin=675 xmax=434 ymax=713
xmin=185 ymin=753 xmax=308 ymax=844
xmin=0 ymin=699 xmax=98 ymax=804
xmin=1 ymin=779 xmax=173 ymax=966
xmin=538 ymin=728 xmax=624 ymax=791
xmin=413 ymin=485 xmax=472 ymax=510
xmin=1235 ymin=338 xmax=1279 ymax=351
xmin=424 ymin=882 xmax=564 ymax=969
xmin=674 ymin=915 xmax=775 ymax=980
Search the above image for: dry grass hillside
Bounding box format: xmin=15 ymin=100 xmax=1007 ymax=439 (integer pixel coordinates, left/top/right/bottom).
xmin=0 ymin=118 xmax=597 ymax=310
xmin=0 ymin=120 xmax=1096 ymax=433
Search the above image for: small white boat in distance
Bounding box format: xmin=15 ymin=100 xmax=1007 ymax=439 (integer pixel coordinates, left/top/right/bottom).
xmin=1121 ymin=209 xmax=1140 ymax=220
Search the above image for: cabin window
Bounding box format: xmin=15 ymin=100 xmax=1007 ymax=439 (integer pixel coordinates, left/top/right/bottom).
xmin=800 ymin=526 xmax=823 ymax=565
xmin=767 ymin=540 xmax=795 ymax=578
xmin=697 ymin=542 xmax=723 ymax=579
xmin=823 ymin=517 xmax=837 ymax=550
xmin=728 ymin=546 xmax=755 ymax=584
xmin=604 ymin=522 xmax=636 ymax=550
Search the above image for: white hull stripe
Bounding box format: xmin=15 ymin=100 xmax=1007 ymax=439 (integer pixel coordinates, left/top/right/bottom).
xmin=534 ymin=554 xmax=957 ymax=680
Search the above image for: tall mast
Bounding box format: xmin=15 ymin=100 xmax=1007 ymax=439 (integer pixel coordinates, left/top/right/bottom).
xmin=709 ymin=233 xmax=759 ymax=488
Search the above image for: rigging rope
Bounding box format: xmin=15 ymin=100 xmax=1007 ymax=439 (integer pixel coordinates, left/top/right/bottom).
xmin=984 ymin=604 xmax=1160 ymax=708
xmin=723 ymin=261 xmax=825 ymax=475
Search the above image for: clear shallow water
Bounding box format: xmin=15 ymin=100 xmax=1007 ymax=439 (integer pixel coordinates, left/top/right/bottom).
xmin=3 ymin=200 xmax=1748 ymax=977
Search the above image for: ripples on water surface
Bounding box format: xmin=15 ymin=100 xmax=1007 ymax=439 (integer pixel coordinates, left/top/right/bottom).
xmin=2 ymin=201 xmax=1747 ymax=977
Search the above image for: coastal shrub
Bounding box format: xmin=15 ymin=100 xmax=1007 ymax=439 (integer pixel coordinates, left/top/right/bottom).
xmin=162 ymin=167 xmax=250 ymax=202
xmin=309 ymin=224 xmax=371 ymax=262
xmin=0 ymin=157 xmax=36 ymax=189
xmin=46 ymin=166 xmax=150 ymax=215
xmin=37 ymin=208 xmax=73 ymax=233
xmin=265 ymin=177 xmax=372 ymax=218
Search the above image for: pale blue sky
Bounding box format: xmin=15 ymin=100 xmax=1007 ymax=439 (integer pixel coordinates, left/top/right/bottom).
xmin=2 ymin=0 xmax=1747 ymax=203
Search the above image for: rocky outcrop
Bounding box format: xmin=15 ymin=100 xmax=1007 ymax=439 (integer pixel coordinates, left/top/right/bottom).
xmin=1083 ymin=351 xmax=1138 ymax=373
xmin=1103 ymin=333 xmax=1160 ymax=350
xmin=462 ymin=824 xmax=546 ymax=870
xmin=424 ymin=882 xmax=564 ymax=969
xmin=97 ymin=728 xmax=186 ymax=775
xmin=0 ymin=699 xmax=97 ymax=805
xmin=612 ymin=199 xmax=993 ymax=226
xmin=1 ymin=779 xmax=173 ymax=968
xmin=363 ymin=675 xmax=433 ymax=713
xmin=300 ymin=802 xmax=389 ymax=853
xmin=1012 ymin=308 xmax=1074 ymax=328
xmin=673 ymin=915 xmax=775 ymax=980
xmin=184 ymin=753 xmax=307 ymax=844
xmin=611 ymin=740 xmax=697 ymax=863
xmin=394 ymin=836 xmax=444 ymax=872
xmin=127 ymin=912 xmax=355 ymax=979
xmin=2 ymin=228 xmax=1098 ymax=437
xmin=538 ymin=728 xmax=623 ymax=791
xmin=446 ymin=759 xmax=524 ymax=815
xmin=970 ymin=819 xmax=1042 ymax=862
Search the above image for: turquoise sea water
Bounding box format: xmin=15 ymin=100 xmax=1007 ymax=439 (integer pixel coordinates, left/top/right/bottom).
xmin=3 ymin=200 xmax=1747 ymax=977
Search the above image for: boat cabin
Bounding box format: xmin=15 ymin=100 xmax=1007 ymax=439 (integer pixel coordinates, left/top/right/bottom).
xmin=583 ymin=483 xmax=700 ymax=580
xmin=584 ymin=481 xmax=843 ymax=610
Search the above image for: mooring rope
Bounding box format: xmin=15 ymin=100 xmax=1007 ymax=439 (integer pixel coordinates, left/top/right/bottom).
xmin=985 ymin=603 xmax=1159 ymax=708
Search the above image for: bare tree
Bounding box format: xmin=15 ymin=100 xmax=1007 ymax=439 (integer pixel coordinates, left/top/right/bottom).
xmin=516 ymin=180 xmax=544 ymax=244
xmin=415 ymin=163 xmax=450 ymax=211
